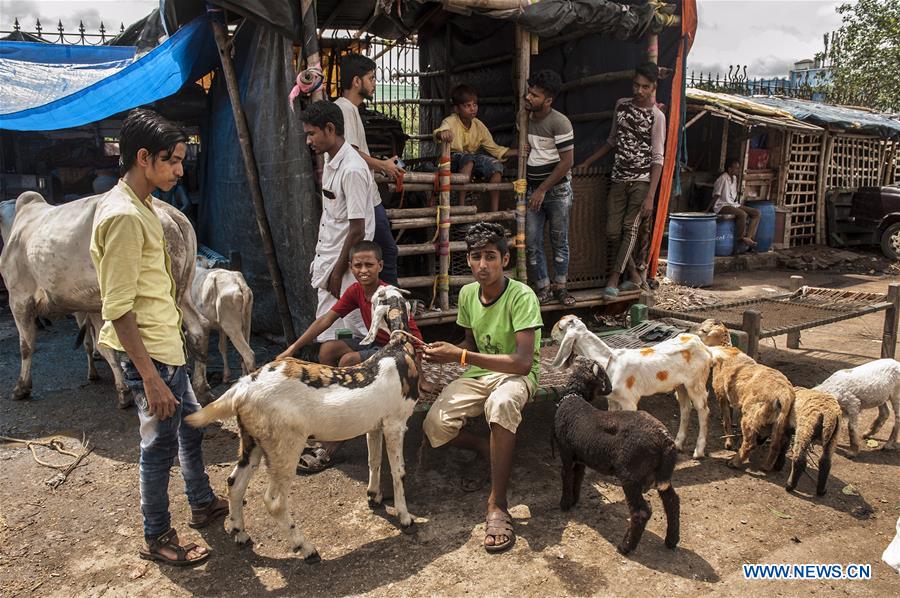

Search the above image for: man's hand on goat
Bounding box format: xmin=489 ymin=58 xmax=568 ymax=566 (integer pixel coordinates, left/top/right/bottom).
xmin=423 ymin=341 xmax=463 ymax=364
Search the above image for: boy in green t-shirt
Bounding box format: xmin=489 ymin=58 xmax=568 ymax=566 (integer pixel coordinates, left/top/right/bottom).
xmin=423 ymin=222 xmax=543 ymax=554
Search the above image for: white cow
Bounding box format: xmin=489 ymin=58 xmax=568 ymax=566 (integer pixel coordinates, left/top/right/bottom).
xmin=0 ymin=191 xmax=209 ymax=407
xmin=192 ymin=255 xmax=255 ymax=384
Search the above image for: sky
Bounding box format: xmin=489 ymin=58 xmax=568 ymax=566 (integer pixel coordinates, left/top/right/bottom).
xmin=0 ymin=0 xmax=848 ymax=79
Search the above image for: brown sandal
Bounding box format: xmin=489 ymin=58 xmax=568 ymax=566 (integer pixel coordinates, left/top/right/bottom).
xmin=139 ymin=527 xmax=210 ymax=567
xmin=536 ymin=286 xmax=554 ymax=305
xmin=189 ymin=495 xmax=229 ymax=529
xmin=554 ymin=286 xmax=576 ymax=307
xmin=484 ymin=510 xmax=516 ymax=553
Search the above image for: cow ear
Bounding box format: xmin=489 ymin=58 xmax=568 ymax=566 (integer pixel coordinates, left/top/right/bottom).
xmin=361 ymin=304 xmax=389 ymax=344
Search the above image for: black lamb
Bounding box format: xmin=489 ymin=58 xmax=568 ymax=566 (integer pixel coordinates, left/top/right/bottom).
xmin=553 ymin=356 xmax=681 ymax=555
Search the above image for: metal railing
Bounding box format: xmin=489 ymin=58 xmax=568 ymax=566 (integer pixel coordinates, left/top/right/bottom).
xmin=686 ymin=65 xmax=828 ymax=101
xmin=1 ymin=17 xmax=126 ymax=45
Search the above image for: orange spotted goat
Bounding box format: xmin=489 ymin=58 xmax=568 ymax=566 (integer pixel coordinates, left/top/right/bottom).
xmin=551 ymin=315 xmax=713 ymax=458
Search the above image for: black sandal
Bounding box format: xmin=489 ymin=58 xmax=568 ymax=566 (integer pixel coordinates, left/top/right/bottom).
xmin=554 ymin=286 xmax=576 ymax=307
xmin=139 ymin=528 xmax=210 ymax=567
xmin=535 ymin=286 xmax=554 ymax=305
xmin=189 ymin=495 xmax=229 ymax=529
xmin=297 ymin=446 xmax=335 ymax=475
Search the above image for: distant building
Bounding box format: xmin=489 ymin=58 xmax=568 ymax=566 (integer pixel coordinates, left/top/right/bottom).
xmin=788 ymin=58 xmax=832 ymax=101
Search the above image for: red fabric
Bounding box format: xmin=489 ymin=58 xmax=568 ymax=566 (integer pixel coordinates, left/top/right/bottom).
xmin=331 ymin=281 xmax=423 ymax=346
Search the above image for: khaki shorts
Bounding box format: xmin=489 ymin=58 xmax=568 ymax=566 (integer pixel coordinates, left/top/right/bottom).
xmin=423 ymin=372 xmax=535 ymax=448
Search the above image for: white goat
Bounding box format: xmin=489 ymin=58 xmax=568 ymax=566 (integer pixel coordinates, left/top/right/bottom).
xmin=814 ymin=358 xmax=900 ymax=456
xmin=191 ymin=255 xmax=255 ymax=384
xmin=186 ymin=286 xmax=419 ymax=563
xmin=551 ymin=314 xmax=713 ymax=458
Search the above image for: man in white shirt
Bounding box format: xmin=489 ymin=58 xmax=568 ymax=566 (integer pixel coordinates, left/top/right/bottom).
xmin=712 ymin=159 xmax=760 ymax=247
xmin=333 ymin=53 xmax=401 ymax=286
xmin=300 ymin=100 xmax=376 ymax=342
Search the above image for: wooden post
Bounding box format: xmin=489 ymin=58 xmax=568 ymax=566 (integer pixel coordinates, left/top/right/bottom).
xmin=437 ymin=140 xmax=451 ymax=310
xmin=786 ymin=275 xmax=803 ymax=349
xmin=881 ymin=283 xmax=900 ymax=359
xmin=514 ymin=26 xmax=530 ymax=282
xmin=814 ymin=133 xmax=829 ymax=244
xmin=718 ymin=117 xmax=729 ymax=172
xmin=739 ymin=132 xmax=751 ymax=198
xmin=742 ymin=309 xmax=761 ymax=360
xmin=210 ymin=18 xmax=296 ymax=340
xmin=300 ymin=0 xmax=325 ymax=102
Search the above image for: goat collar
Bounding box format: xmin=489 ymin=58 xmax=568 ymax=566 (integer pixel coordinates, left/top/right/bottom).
xmin=389 ymin=329 xmax=425 ymax=347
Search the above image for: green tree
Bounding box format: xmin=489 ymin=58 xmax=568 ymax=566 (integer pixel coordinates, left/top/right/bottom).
xmin=826 ymin=0 xmax=900 ymax=112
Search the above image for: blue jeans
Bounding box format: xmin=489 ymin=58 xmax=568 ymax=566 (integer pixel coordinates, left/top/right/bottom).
xmin=525 ymin=181 xmax=573 ymax=289
xmin=120 ymin=356 xmax=215 ymax=541
xmin=374 ymin=203 xmax=399 ymax=286
xmin=451 ymin=152 xmax=504 ymax=179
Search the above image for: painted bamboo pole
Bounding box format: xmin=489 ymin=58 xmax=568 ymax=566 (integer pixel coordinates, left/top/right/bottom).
xmin=438 ymin=140 xmax=452 ymax=310
xmin=300 ymin=0 xmax=324 ymax=102
xmin=209 ymin=14 xmax=295 ymax=340
xmin=514 ymin=25 xmax=530 ymax=282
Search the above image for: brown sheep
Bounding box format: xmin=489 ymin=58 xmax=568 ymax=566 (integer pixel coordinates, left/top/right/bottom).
xmin=695 ymin=319 xmax=795 ymax=471
xmin=782 ymin=387 xmax=841 ymax=496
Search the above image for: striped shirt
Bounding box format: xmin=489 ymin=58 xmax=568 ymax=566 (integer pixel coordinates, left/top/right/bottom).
xmin=526 ymin=109 xmax=574 ymax=186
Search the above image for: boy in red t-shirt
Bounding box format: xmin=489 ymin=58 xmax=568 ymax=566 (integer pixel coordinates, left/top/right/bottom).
xmin=278 ymin=241 xmax=423 ymax=474
xmin=279 ymin=241 xmax=422 ymax=365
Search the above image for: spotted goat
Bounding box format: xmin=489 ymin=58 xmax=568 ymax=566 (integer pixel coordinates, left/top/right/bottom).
xmin=186 ymin=286 xmax=420 ymax=563
xmin=551 ymin=315 xmax=713 ymax=458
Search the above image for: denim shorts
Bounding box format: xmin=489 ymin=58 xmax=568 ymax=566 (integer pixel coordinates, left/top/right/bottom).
xmin=451 ymin=152 xmax=504 ymax=179
xmin=342 ymin=337 xmax=384 ymax=361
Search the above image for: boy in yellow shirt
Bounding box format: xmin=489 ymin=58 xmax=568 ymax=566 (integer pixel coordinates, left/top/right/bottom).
xmin=434 ymin=84 xmax=516 ymax=211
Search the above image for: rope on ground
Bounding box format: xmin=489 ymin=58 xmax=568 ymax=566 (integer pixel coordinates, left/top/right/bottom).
xmin=0 ymin=433 xmax=92 ymax=489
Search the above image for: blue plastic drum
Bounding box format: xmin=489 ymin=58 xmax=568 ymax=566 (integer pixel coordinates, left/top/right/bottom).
xmin=715 ymin=214 xmax=736 ymax=256
xmin=667 ymin=212 xmax=717 ymax=287
xmin=745 ymin=200 xmax=775 ymax=252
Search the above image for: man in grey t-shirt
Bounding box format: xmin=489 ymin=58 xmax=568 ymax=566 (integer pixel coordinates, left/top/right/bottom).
xmin=524 ymin=70 xmax=576 ymax=307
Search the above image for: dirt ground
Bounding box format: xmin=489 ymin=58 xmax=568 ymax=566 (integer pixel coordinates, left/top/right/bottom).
xmin=1 ymin=268 xmax=899 ymax=597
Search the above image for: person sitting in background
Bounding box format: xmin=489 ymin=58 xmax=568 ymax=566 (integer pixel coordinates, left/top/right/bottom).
xmin=434 ymin=84 xmax=517 ymax=211
xmin=712 ymin=159 xmax=760 ymax=247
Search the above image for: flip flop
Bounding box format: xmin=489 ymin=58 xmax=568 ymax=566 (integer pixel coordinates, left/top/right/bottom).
xmin=619 ymin=281 xmax=640 ymax=291
xmin=603 ymin=286 xmax=620 ymax=297
xmin=484 ymin=510 xmax=516 ymax=553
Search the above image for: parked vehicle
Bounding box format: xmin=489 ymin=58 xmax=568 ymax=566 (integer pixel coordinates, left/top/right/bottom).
xmin=826 ymin=186 xmax=900 ymax=259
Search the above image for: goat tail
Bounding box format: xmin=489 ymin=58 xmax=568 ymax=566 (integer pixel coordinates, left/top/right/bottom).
xmin=764 ymin=388 xmax=796 ymax=471
xmin=656 ymin=439 xmax=678 ymax=487
xmin=74 ymin=323 xmax=88 ymax=350
xmin=821 ymin=409 xmax=841 ymax=456
xmin=185 ymin=381 xmax=245 ymax=427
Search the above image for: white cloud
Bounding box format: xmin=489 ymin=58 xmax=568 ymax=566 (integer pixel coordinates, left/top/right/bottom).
xmin=0 ymin=1 xmax=157 ymax=32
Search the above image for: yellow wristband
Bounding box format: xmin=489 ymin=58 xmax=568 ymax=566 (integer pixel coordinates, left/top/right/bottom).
xmin=460 ymin=349 xmax=468 ymax=366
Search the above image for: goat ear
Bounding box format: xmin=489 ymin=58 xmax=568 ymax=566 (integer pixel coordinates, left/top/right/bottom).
xmin=395 ymin=287 xmax=411 ymax=296
xmin=361 ymin=304 xmax=389 ymax=345
xmin=597 ymin=364 xmax=613 ymax=396
xmin=551 ymin=330 xmax=577 ymax=370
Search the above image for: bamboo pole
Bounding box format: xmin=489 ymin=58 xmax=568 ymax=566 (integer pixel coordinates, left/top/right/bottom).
xmin=209 ymin=17 xmax=295 ymax=340
xmin=437 ymin=140 xmax=452 ymax=310
xmin=398 ymin=241 xmax=469 ymax=257
xmin=386 ymin=205 xmax=477 ymax=218
xmin=786 ymin=275 xmax=804 ymax=349
xmin=300 ymin=0 xmax=324 ymax=102
xmin=400 ymin=270 xmax=517 ymax=289
xmin=374 ymin=172 xmax=470 ymax=184
xmin=391 ymin=210 xmax=516 ymax=230
xmin=881 ymin=283 xmax=899 ymax=359
xmin=569 ymin=111 xmax=615 ymax=123
xmin=814 ymin=133 xmax=829 ymax=244
xmin=559 ymin=69 xmax=635 ymax=92
xmin=515 ymin=25 xmax=530 ymax=282
xmin=388 ymin=182 xmax=515 ymax=193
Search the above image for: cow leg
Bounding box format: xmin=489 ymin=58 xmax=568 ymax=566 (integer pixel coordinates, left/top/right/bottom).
xmin=10 ymin=301 xmax=36 ymax=400
xmin=76 ymin=313 xmax=99 ymax=381
xmin=87 ymin=313 xmax=130 ymax=408
xmin=217 ymin=330 xmax=231 ymax=384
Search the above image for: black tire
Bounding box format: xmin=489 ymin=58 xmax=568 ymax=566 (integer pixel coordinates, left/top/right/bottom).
xmin=880 ymin=222 xmax=900 ymax=260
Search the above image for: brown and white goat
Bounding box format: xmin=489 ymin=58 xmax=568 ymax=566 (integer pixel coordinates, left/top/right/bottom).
xmin=695 ymin=319 xmax=795 ymax=470
xmin=186 ymin=286 xmax=419 ymax=563
xmin=551 ymin=314 xmax=713 ymax=458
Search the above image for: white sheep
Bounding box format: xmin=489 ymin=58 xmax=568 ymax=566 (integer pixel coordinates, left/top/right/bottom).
xmin=192 ymin=255 xmax=255 ymax=385
xmin=814 ymin=358 xmax=900 ymax=456
xmin=551 ymin=315 xmax=713 ymax=458
xmin=185 ymin=286 xmax=420 ymax=563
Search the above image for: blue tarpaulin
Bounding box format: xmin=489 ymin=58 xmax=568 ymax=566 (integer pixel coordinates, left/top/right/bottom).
xmin=0 ymin=16 xmax=217 ymax=131
xmin=751 ymin=96 xmax=900 ymax=139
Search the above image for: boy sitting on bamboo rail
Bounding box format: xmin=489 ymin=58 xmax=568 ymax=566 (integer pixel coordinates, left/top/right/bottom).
xmin=434 ymin=84 xmax=517 ymax=211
